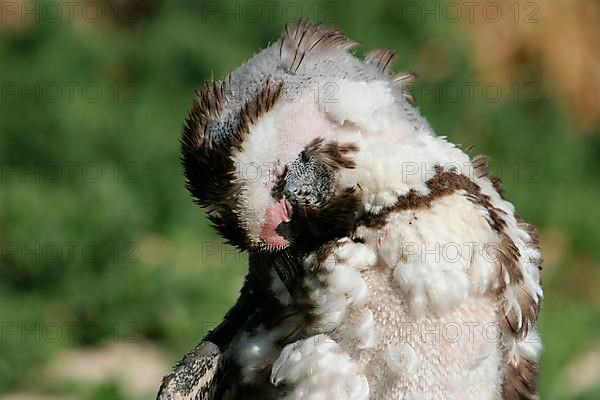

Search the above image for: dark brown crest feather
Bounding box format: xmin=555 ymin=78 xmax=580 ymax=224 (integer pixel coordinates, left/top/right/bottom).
xmin=516 ymin=214 xmax=541 ymax=248
xmin=181 ymin=78 xmax=283 ymax=249
xmin=280 ymin=20 xmax=359 ymax=72
xmin=501 ymin=215 xmax=542 ymax=340
xmin=181 ymin=79 xmax=248 ymax=246
xmin=303 ymin=137 xmax=359 ymax=170
xmin=472 ymin=155 xmax=489 ymax=178
xmin=184 ymin=78 xmax=225 ymax=149
xmin=181 ymin=78 xmax=233 ymax=207
xmin=364 ymin=48 xmax=397 ymax=74
xmin=303 ymin=137 xmax=325 ymax=156
xmin=497 ymin=232 xmax=524 ymax=287
xmin=473 ymin=154 xmax=507 ymax=198
xmin=502 ymin=284 xmax=540 ymax=339
xmin=392 ymin=72 xmax=418 ymax=88
xmin=503 ymin=355 xmax=539 ymax=400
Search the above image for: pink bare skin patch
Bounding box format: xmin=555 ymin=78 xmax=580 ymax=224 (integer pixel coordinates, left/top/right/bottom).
xmin=259 ymin=198 xmax=293 ymax=250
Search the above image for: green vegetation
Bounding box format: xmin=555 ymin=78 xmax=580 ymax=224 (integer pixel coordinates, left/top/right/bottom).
xmin=1 ymin=1 xmax=599 ymax=399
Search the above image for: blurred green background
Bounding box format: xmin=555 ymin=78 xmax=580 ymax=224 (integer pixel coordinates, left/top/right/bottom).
xmin=1 ymin=0 xmax=599 ymax=399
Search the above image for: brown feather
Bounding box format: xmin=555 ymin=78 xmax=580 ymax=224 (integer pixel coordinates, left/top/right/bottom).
xmin=181 ymin=78 xmax=284 ymax=249
xmin=280 ymin=20 xmax=359 ymax=72
xmin=503 ymin=354 xmax=539 ymax=400
xmin=303 ymin=138 xmax=359 ymax=170
xmin=364 ymin=48 xmax=398 ymax=74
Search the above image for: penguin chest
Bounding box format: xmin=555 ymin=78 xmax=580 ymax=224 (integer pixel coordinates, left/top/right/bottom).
xmin=330 ymin=264 xmax=504 ymax=400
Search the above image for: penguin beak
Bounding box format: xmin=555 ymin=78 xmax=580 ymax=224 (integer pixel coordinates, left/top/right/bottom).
xmin=259 ymin=197 xmax=294 ymax=250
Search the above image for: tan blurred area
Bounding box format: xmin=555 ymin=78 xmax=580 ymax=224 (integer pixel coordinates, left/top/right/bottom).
xmin=456 ymin=0 xmax=600 ymax=132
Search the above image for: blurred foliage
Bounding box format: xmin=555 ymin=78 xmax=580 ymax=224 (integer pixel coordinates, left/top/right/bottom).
xmin=0 ymin=0 xmax=599 ymax=399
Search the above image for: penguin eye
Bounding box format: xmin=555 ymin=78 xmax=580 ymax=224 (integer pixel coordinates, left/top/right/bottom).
xmin=283 ymin=152 xmax=335 ymax=207
xmin=300 ymin=150 xmax=310 ymax=163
